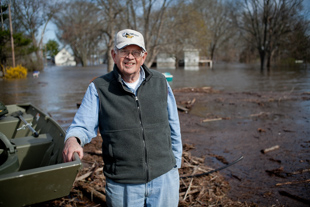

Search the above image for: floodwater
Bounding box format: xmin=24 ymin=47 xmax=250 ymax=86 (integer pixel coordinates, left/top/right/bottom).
xmin=1 ymin=63 xmax=309 ymax=206
xmin=2 ymin=62 xmax=309 ymax=128
xmin=168 ymin=63 xmax=310 ymax=93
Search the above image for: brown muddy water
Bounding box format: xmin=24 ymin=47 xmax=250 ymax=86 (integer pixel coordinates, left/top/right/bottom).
xmin=1 ymin=63 xmax=309 ymax=206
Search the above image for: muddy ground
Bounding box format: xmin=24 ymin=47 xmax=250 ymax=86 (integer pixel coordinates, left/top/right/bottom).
xmin=174 ymin=87 xmax=310 ymax=207
xmin=37 ymin=87 xmax=310 ymax=207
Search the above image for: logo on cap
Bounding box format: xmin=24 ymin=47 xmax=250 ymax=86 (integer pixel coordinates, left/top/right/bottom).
xmin=122 ymin=32 xmax=138 ymax=39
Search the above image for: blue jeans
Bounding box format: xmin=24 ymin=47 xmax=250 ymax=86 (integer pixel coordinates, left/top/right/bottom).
xmin=106 ymin=167 xmax=179 ymax=207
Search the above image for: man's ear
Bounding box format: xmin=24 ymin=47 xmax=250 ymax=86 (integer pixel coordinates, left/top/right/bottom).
xmin=111 ymin=49 xmax=117 ymax=62
xmin=141 ymin=52 xmax=148 ymax=65
xmin=111 ymin=49 xmax=116 ymax=58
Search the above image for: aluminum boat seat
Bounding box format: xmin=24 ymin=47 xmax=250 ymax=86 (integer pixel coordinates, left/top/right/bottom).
xmin=10 ymin=134 xmax=53 ymax=170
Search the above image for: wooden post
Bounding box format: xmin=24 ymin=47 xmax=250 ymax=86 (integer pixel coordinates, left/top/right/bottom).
xmin=8 ymin=4 xmax=15 ymax=67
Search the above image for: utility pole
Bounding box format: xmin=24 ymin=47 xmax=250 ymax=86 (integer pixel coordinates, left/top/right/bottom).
xmin=8 ymin=3 xmax=15 ymax=67
xmin=0 ymin=0 xmax=4 ymax=31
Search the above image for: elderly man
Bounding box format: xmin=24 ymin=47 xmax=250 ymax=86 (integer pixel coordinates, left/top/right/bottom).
xmin=63 ymin=29 xmax=182 ymax=206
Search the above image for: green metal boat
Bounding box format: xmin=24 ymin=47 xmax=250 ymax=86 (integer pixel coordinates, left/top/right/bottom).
xmin=0 ymin=103 xmax=82 ymax=206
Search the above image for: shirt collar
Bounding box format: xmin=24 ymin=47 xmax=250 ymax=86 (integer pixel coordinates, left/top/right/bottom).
xmin=121 ymin=67 xmax=145 ymax=93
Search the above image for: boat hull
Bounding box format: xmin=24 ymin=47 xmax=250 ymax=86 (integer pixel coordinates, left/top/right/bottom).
xmin=0 ymin=154 xmax=81 ymax=206
xmin=0 ymin=103 xmax=82 ymax=206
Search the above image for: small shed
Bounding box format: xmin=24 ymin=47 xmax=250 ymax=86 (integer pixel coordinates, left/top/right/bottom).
xmin=156 ymin=53 xmax=176 ymax=69
xmin=55 ymin=48 xmax=76 ymax=66
xmin=183 ymin=49 xmax=199 ymax=70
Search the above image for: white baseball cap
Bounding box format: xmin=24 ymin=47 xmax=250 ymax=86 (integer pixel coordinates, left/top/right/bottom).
xmin=115 ymin=29 xmax=146 ymax=52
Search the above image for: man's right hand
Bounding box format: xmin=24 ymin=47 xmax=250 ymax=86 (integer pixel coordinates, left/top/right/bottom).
xmin=62 ymin=137 xmax=84 ymax=162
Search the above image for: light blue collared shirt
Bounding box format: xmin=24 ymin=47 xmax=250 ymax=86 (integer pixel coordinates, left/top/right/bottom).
xmin=65 ymin=68 xmax=182 ymax=168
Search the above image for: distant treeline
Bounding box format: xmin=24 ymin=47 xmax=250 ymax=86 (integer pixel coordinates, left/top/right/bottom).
xmin=0 ymin=0 xmax=309 ymax=71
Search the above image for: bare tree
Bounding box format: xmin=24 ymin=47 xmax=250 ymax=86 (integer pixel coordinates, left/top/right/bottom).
xmin=237 ymin=0 xmax=303 ymax=70
xmin=159 ymin=2 xmax=207 ymax=67
xmin=276 ymin=16 xmax=310 ymax=64
xmin=54 ymin=0 xmax=174 ymax=70
xmin=125 ymin=0 xmax=176 ymax=68
xmin=11 ymin=0 xmax=58 ymax=70
xmin=161 ymin=5 xmax=190 ymax=68
xmin=95 ymin=0 xmax=125 ymax=72
xmin=54 ymin=1 xmax=104 ymax=66
xmin=193 ymin=0 xmax=237 ymax=61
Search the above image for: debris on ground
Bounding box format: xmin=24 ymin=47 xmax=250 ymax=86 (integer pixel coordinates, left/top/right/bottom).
xmin=35 ymin=141 xmax=256 ymax=207
xmin=179 ymin=144 xmax=255 ymax=207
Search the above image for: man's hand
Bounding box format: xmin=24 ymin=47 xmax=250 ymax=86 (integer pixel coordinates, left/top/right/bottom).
xmin=62 ymin=137 xmax=83 ymax=162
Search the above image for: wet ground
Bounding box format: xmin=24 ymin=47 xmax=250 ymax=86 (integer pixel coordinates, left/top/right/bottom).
xmin=1 ymin=64 xmax=310 ymax=206
xmin=174 ymin=87 xmax=310 ymax=206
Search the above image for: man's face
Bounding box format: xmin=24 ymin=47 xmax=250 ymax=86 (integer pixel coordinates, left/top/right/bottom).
xmin=112 ymin=45 xmax=147 ymax=78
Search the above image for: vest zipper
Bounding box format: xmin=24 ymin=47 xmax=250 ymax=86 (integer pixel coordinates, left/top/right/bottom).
xmin=135 ymin=95 xmax=149 ymax=182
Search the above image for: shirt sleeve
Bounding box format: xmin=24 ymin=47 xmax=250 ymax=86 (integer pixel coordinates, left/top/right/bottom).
xmin=167 ymin=82 xmax=183 ymax=168
xmin=65 ymin=82 xmax=99 ymax=146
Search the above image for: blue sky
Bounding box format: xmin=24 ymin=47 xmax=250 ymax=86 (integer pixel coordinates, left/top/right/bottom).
xmin=42 ymin=22 xmax=58 ymax=44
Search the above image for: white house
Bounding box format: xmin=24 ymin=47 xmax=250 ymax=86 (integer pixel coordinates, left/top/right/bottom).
xmin=55 ymin=48 xmax=76 ymax=66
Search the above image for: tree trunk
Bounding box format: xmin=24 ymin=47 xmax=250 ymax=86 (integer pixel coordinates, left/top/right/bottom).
xmin=175 ymin=56 xmax=179 ymax=69
xmin=145 ymin=55 xmax=156 ymax=68
xmin=107 ymin=46 xmax=114 ymax=72
xmin=259 ymin=50 xmax=265 ymax=71
xmin=35 ymin=50 xmax=43 ymax=70
xmin=210 ymin=44 xmax=216 ymax=61
xmin=81 ymin=54 xmax=88 ymax=67
xmin=145 ymin=47 xmax=159 ymax=69
xmin=266 ymin=52 xmax=271 ymax=71
xmin=107 ymin=30 xmax=115 ymax=72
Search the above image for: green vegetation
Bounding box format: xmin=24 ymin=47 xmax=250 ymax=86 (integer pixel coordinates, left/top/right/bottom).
xmin=44 ymin=40 xmax=59 ymax=58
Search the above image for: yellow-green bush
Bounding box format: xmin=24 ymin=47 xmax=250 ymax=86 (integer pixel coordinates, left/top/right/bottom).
xmin=4 ymin=65 xmax=28 ymax=79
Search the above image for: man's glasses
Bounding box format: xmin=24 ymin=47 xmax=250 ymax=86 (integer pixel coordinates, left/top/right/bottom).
xmin=117 ymin=49 xmax=144 ymax=58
